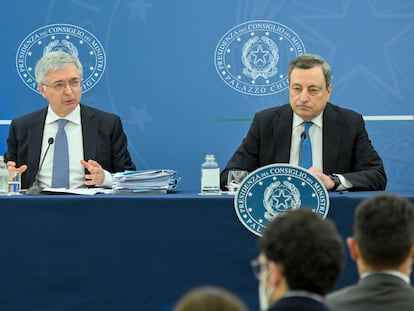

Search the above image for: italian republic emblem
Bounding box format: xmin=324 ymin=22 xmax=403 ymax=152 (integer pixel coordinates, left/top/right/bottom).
xmin=214 ymin=20 xmax=306 ymax=96
xmin=234 ymin=164 xmax=329 ymax=236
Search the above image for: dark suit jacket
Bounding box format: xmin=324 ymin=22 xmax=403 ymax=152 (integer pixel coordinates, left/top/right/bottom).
xmin=326 ymin=273 xmax=414 ymax=311
xmin=5 ymin=104 xmax=136 ymax=189
xmin=268 ymin=296 xmax=332 ymax=311
xmin=220 ymin=103 xmax=387 ymax=191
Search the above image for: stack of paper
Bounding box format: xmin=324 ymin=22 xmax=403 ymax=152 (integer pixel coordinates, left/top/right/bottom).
xmin=112 ymin=170 xmax=180 ymax=193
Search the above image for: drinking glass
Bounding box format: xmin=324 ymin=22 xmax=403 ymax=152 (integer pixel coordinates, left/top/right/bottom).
xmin=226 ymin=170 xmax=248 ymax=193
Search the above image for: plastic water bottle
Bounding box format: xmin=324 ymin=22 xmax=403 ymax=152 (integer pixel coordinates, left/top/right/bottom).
xmin=201 ymin=154 xmax=221 ymax=194
xmin=0 ymin=156 xmax=8 ymax=194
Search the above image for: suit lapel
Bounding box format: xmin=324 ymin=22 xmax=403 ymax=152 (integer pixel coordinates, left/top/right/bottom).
xmin=80 ymin=105 xmax=98 ymax=161
xmin=27 ymin=109 xmax=47 ymax=177
xmin=273 ymin=106 xmax=293 ymax=162
xmin=323 ymin=104 xmax=341 ymax=172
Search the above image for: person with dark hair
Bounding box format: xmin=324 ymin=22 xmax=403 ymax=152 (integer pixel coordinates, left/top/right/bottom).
xmin=326 ymin=193 xmax=414 ymax=311
xmin=220 ymin=54 xmax=386 ymax=192
xmin=4 ymin=51 xmax=135 ymax=190
xmin=173 ymin=286 xmax=249 ymax=311
xmin=254 ymin=209 xmax=344 ymax=311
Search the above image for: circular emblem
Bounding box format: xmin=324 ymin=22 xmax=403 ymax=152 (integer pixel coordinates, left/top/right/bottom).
xmin=16 ymin=23 xmax=106 ymax=93
xmin=234 ymin=164 xmax=329 ymax=236
xmin=214 ymin=20 xmax=306 ymax=96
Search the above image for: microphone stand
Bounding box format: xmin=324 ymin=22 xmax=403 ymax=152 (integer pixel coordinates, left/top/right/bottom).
xmin=27 ymin=137 xmax=54 ymax=195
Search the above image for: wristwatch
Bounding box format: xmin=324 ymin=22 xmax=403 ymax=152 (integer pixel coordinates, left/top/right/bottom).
xmin=329 ymin=174 xmax=341 ymax=191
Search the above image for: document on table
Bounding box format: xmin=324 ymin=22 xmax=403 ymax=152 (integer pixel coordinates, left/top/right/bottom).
xmin=41 ymin=187 xmax=112 ymax=195
xmin=112 ymin=169 xmax=180 ymax=192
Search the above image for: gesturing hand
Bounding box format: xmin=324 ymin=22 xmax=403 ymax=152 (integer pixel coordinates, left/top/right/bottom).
xmin=80 ymin=159 xmax=105 ymax=186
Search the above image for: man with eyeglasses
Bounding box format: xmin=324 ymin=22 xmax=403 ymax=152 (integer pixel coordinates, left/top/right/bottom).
xmin=4 ymin=51 xmax=136 ymax=190
xmin=254 ymin=209 xmax=344 ymax=311
xmin=220 ymin=54 xmax=387 ymax=192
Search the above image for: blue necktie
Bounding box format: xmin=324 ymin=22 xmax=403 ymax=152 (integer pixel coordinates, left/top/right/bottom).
xmin=52 ymin=119 xmax=69 ymax=188
xmin=299 ymin=121 xmax=313 ymax=168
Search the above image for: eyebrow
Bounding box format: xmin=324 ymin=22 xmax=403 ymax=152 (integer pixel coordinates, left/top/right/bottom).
xmin=291 ymin=83 xmax=322 ymax=88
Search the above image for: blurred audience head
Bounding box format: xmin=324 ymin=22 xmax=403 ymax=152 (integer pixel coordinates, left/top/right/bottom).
xmin=256 ymin=209 xmax=344 ymax=309
xmin=348 ymin=193 xmax=414 ymax=272
xmin=173 ymin=286 xmax=249 ymax=311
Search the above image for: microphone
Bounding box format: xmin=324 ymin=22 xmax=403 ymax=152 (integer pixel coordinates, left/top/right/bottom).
xmin=300 ymin=131 xmax=306 ymax=141
xmin=27 ymin=137 xmax=54 ymax=195
xmin=298 ymin=131 xmax=306 ymax=166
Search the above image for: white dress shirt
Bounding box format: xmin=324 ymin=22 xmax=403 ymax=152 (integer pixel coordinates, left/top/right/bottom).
xmin=289 ymin=112 xmax=323 ymax=171
xmin=289 ymin=112 xmax=352 ymax=190
xmin=37 ymin=105 xmax=113 ymax=189
xmin=37 ymin=105 xmax=86 ymax=189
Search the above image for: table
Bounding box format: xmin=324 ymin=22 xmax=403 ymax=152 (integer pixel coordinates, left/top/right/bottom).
xmin=0 ymin=191 xmax=413 ymax=311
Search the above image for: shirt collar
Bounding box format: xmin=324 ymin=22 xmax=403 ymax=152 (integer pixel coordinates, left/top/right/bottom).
xmin=361 ymin=270 xmax=411 ymax=284
xmin=45 ymin=104 xmax=81 ymax=125
xmin=292 ymin=111 xmax=323 ymax=129
xmin=283 ymin=290 xmax=323 ymax=302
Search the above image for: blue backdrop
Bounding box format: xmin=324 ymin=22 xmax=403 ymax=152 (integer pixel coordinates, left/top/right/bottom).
xmin=1 ymin=0 xmax=413 ymax=192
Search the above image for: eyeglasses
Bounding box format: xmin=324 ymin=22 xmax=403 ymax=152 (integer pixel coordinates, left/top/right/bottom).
xmin=42 ymin=78 xmax=82 ymax=91
xmin=250 ymin=257 xmax=270 ymax=280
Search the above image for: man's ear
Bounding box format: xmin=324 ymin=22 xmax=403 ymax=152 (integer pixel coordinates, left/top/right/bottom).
xmin=268 ymin=261 xmax=283 ymax=288
xmin=326 ymin=83 xmax=333 ymax=95
xmin=38 ymin=84 xmax=47 ymax=98
xmin=347 ymin=237 xmax=360 ymax=261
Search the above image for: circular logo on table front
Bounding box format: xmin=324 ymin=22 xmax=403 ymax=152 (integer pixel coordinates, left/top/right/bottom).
xmin=214 ymin=20 xmax=306 ymax=96
xmin=234 ymin=164 xmax=329 ymax=236
xmin=16 ymin=23 xmax=106 ymax=93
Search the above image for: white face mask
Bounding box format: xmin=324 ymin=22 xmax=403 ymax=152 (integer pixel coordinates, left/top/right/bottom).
xmin=258 ymin=267 xmax=274 ymax=311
